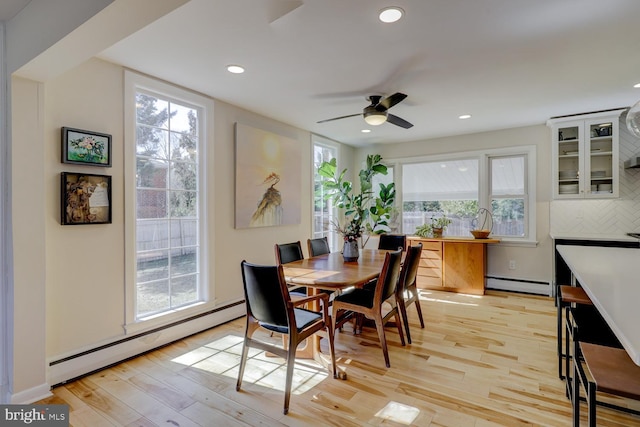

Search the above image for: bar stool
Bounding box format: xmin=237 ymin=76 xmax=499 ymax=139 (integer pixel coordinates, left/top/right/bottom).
xmin=557 ymin=285 xmax=592 ymax=380
xmin=573 ymin=340 xmax=640 ymax=426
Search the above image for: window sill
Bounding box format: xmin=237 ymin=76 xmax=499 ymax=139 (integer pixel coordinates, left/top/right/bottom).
xmin=495 ymin=239 xmax=538 ymax=248
xmin=124 ymin=300 xmax=215 ymax=336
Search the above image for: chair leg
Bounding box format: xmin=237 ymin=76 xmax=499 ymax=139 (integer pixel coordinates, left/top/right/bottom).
xmin=587 ymin=380 xmax=596 ymax=427
xmin=573 ymin=356 xmax=580 ymax=427
xmin=236 ymin=337 xmax=250 ymax=391
xmin=394 ymin=310 xmax=406 ymax=347
xmin=413 ymin=294 xmax=425 ymax=329
xmin=398 ymin=298 xmax=412 ymax=344
xmin=326 ymin=322 xmax=337 ymax=379
xmin=283 ymin=336 xmax=297 ymax=415
xmin=374 ymin=314 xmax=391 ymax=368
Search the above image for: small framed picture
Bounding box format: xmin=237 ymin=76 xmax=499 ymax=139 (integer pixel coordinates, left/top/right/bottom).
xmin=61 ymin=127 xmax=112 ymax=167
xmin=61 ymin=172 xmax=112 ymax=225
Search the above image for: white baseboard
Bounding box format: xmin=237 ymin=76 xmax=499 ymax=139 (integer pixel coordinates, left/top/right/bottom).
xmin=486 ymin=276 xmax=552 ymax=296
xmin=48 ymin=303 xmax=245 ymax=387
xmin=10 ymin=383 xmax=52 ymax=404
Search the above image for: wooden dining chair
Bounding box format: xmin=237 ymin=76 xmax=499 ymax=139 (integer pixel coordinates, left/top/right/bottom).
xmin=307 ymin=237 xmax=330 ymax=257
xmin=237 ymin=261 xmax=337 ymax=415
xmin=395 ymin=243 xmax=424 ymax=344
xmin=378 ymin=234 xmax=407 ymax=251
xmin=331 ymin=249 xmax=405 ymax=368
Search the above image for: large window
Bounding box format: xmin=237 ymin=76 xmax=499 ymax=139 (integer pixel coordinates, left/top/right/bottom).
xmin=490 ymin=155 xmax=527 ymax=237
xmin=402 ymin=159 xmax=479 ymax=236
xmin=399 ymin=147 xmax=535 ymax=242
xmin=125 ymin=71 xmax=211 ymax=329
xmin=312 ymin=137 xmax=339 ymax=250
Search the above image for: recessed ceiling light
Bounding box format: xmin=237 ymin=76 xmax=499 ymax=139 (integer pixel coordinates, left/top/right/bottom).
xmin=379 ymin=7 xmax=404 ymax=23
xmin=634 ymin=83 xmax=640 ymax=88
xmin=226 ymin=65 xmax=245 ymax=74
xmin=459 ymin=114 xmax=472 ymax=119
xmin=361 ymin=129 xmax=371 ymax=133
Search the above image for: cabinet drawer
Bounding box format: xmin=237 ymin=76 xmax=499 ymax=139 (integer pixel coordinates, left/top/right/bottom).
xmin=417 ymin=275 xmax=442 ymax=288
xmin=416 ymin=241 xmax=442 ymax=251
xmin=421 ymin=248 xmax=442 ymax=260
xmin=420 ymin=258 xmax=441 ymax=269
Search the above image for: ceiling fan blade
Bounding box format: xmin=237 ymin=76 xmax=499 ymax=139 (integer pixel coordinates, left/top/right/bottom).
xmin=317 ymin=113 xmax=362 ymax=124
xmin=376 ymin=92 xmax=408 ymax=111
xmin=387 ymin=113 xmax=413 ymax=129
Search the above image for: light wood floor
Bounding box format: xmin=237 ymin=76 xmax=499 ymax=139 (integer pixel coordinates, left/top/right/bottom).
xmin=38 ymin=290 xmax=640 ymax=426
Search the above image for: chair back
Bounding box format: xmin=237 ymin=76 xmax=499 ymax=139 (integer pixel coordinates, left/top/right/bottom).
xmin=307 ymin=237 xmax=330 ymax=257
xmin=376 ymin=249 xmax=403 ymax=302
xmin=240 ymin=261 xmax=290 ymax=328
xmin=275 ymin=241 xmax=304 ymax=264
xmin=396 ymin=243 xmax=423 ymax=296
xmin=378 ymin=234 xmax=407 ymax=251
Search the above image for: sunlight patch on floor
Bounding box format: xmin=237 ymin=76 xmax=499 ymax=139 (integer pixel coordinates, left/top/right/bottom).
xmin=170 ymin=334 xmax=328 ymax=395
xmin=375 ymin=401 xmax=420 ymax=424
xmin=418 ymin=290 xmax=481 ymax=306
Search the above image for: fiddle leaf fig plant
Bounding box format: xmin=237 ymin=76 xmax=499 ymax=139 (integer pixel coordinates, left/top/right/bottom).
xmin=318 ymin=154 xmax=395 ymax=246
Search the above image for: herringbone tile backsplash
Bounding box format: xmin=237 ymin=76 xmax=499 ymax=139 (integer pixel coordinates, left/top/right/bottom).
xmin=550 ymin=115 xmax=640 ymax=235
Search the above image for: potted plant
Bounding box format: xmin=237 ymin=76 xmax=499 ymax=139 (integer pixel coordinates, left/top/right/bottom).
xmin=318 ymin=154 xmax=395 ymax=261
xmin=414 ymin=215 xmax=451 ymax=238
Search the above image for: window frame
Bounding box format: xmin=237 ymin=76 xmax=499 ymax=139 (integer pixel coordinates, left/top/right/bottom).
xmin=311 ymin=135 xmax=341 ymax=251
xmin=124 ymin=70 xmax=214 ymax=334
xmin=390 ymin=145 xmax=536 ymax=245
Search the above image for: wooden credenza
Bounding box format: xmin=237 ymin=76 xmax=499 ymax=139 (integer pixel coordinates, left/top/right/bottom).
xmin=408 ymin=236 xmax=500 ymax=295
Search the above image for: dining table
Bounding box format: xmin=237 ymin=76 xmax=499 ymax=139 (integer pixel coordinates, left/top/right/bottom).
xmin=281 ymin=249 xmax=394 ymax=377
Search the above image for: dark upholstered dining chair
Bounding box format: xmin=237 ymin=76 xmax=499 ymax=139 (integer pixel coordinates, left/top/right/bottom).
xmin=275 ymin=241 xmax=305 ymax=264
xmin=378 ymin=234 xmax=407 ymax=251
xmin=275 ymin=241 xmax=306 ymax=297
xmin=331 ymin=249 xmax=405 ymax=368
xmin=395 ymin=243 xmax=424 ymax=344
xmin=307 ymin=237 xmax=330 ymax=257
xmin=237 ymin=261 xmax=336 ymax=415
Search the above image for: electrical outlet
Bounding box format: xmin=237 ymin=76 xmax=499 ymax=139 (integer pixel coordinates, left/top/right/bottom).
xmin=509 ymin=260 xmax=516 ymax=270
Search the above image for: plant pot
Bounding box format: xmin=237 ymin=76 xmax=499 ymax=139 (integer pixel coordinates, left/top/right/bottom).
xmin=342 ymin=240 xmax=359 ymax=262
xmin=432 ymin=227 xmax=443 ymax=238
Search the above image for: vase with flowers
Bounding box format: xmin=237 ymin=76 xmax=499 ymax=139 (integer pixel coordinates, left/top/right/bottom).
xmin=318 ymin=154 xmax=395 ymax=262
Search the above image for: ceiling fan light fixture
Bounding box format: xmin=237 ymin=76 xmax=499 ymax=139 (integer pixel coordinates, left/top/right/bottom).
xmin=379 ymin=7 xmax=404 ymax=23
xmin=364 ymin=107 xmax=387 ymax=125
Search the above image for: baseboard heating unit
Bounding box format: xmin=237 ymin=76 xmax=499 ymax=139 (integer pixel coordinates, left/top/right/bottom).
xmin=486 ymin=276 xmax=551 ymax=296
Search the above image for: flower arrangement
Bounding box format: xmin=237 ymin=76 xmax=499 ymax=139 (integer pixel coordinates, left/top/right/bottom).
xmin=332 ymin=218 xmax=363 ymax=242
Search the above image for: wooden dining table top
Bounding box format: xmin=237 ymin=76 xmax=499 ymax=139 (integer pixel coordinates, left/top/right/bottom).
xmin=282 ymin=249 xmax=391 ymax=291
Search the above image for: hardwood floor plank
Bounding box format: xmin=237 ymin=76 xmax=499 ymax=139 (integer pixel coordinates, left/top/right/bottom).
xmin=38 ymin=290 xmax=640 ymax=426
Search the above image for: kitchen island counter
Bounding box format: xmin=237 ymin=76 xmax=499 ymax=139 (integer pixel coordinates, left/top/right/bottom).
xmin=556 ymin=244 xmax=640 ymax=366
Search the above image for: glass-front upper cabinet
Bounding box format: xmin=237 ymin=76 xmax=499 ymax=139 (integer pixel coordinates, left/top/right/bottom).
xmin=547 ymin=109 xmax=624 ymax=199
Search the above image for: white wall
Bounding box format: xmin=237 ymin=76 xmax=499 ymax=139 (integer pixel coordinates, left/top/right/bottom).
xmin=357 ymin=125 xmax=554 ymax=286
xmin=10 ymin=76 xmax=48 ymax=402
xmin=9 ymin=57 xmax=331 ymax=394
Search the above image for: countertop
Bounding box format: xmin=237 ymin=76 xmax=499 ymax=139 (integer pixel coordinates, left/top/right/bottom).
xmin=556 ymin=245 xmax=640 ymax=366
xmin=408 ymin=236 xmax=501 ymax=244
xmin=550 ymin=232 xmax=639 ymax=243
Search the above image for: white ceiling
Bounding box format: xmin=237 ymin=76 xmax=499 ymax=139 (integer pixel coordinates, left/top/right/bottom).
xmin=18 ymin=0 xmax=640 ymax=147
xmin=0 ymin=0 xmax=30 ymax=21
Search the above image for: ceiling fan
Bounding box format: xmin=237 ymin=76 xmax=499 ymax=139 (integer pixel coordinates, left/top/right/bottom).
xmin=317 ymin=92 xmax=413 ymax=129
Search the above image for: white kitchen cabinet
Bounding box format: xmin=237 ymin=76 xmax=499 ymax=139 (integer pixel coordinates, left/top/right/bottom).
xmin=547 ymin=110 xmax=625 ymax=199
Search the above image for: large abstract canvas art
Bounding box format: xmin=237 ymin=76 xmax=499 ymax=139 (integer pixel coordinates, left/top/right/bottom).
xmin=235 ymin=123 xmax=301 ymax=228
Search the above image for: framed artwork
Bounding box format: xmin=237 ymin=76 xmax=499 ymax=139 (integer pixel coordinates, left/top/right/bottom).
xmin=61 ymin=172 xmax=112 ymax=225
xmin=61 ymin=127 xmax=112 ymax=167
xmin=234 ymin=123 xmax=301 ymax=228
